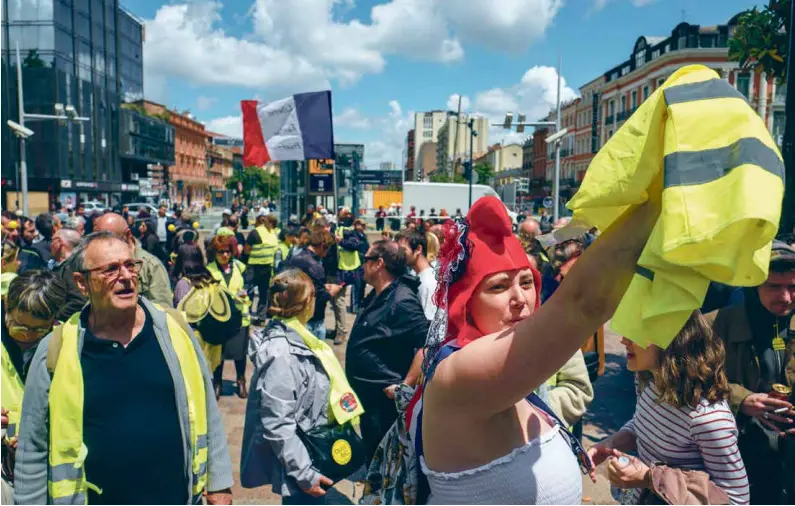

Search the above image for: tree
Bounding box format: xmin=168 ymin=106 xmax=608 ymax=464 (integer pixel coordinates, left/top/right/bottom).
xmin=22 ymin=49 xmax=47 ymax=68
xmin=226 ymin=166 xmax=280 ymax=200
xmin=728 ymin=0 xmax=791 ymax=82
xmin=473 ymin=162 xmax=494 ymax=185
xmin=430 ymin=172 xmax=467 ymax=184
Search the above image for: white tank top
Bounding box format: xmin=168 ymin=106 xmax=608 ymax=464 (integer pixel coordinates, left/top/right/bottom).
xmin=420 ymin=427 xmax=583 ymax=505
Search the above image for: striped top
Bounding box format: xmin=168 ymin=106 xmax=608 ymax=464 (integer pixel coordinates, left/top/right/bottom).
xmin=621 ymin=382 xmax=749 ymax=504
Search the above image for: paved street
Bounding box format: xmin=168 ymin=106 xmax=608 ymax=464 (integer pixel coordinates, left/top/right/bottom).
xmin=217 ymin=292 xmax=635 ymax=505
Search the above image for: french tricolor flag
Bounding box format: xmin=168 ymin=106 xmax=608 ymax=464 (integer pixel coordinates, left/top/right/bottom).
xmin=241 ymin=90 xmax=335 ymax=166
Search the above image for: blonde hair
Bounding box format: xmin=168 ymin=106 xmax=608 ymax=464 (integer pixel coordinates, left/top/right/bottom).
xmin=268 ymin=269 xmax=315 ymax=323
xmin=426 ymin=231 xmax=440 ymax=263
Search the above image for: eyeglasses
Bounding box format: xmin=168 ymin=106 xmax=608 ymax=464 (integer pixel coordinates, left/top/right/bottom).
xmin=364 ymin=255 xmax=380 ymax=263
xmin=217 ymin=250 xmax=232 ymax=255
xmin=81 ymin=259 xmax=143 ymax=279
xmin=6 ymin=314 xmax=53 ymax=339
xmin=556 ymin=425 xmax=593 ymax=475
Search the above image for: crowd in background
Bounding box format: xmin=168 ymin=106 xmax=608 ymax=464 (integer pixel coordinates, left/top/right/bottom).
xmin=1 ymin=196 xmax=793 ymax=505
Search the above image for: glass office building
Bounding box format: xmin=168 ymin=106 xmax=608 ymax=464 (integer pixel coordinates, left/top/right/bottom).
xmin=1 ymin=0 xmax=154 ymax=211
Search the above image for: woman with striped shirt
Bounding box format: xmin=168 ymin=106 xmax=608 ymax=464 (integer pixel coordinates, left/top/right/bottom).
xmin=588 ymin=311 xmax=750 ymax=504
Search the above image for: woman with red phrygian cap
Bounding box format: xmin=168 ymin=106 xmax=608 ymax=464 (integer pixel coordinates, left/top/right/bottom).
xmin=410 ymin=196 xmax=657 ymax=504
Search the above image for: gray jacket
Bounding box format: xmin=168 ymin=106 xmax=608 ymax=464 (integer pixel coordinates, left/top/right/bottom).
xmin=240 ymin=320 xmax=330 ymax=496
xmin=13 ymin=297 xmax=234 ymax=504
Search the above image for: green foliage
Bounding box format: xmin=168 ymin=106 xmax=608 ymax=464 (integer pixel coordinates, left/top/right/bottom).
xmin=429 ymin=172 xmax=467 ymax=184
xmin=728 ymin=0 xmax=791 ymax=82
xmin=473 ymin=162 xmax=494 ymax=184
xmin=226 ymin=166 xmax=280 ymax=199
xmin=22 ymin=50 xmax=47 ymax=68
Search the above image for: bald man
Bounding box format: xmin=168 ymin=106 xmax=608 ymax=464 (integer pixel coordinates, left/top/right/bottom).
xmin=93 ymin=213 xmax=174 ymax=308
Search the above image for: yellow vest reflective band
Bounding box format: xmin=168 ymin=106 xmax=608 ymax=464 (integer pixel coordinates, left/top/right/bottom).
xmin=1 ymin=341 xmax=25 ymax=438
xmin=278 ymin=317 xmax=364 ymax=424
xmin=336 ymin=226 xmax=362 ymax=271
xmin=207 ymin=260 xmax=251 ymax=327
xmin=248 ymin=226 xmax=277 ymax=266
xmin=568 ymin=65 xmax=784 ymax=348
xmin=49 ymin=311 xmax=209 ymax=504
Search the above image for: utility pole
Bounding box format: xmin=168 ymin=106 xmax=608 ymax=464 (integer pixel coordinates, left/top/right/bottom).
xmin=16 ymin=45 xmax=28 ymax=217
xmin=451 ymin=95 xmax=462 ymax=178
xmin=782 ymin=0 xmax=795 ymax=234
xmin=468 ymin=118 xmax=478 ymax=210
xmin=553 ymin=55 xmax=562 ymax=223
xmin=352 ymin=150 xmax=360 ymax=217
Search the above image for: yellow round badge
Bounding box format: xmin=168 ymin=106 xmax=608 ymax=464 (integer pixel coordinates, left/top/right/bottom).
xmin=331 ymin=439 xmax=352 ymax=465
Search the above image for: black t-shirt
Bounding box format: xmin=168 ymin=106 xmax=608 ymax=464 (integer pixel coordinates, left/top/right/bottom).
xmin=246 ymin=228 xmax=262 ymax=246
xmin=81 ymin=304 xmax=188 ymax=504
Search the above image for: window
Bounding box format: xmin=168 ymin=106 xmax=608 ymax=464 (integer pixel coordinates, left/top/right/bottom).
xmin=423 ymin=130 xmax=432 ymax=140
xmin=635 ymin=51 xmax=645 ymax=68
xmin=658 ymin=77 xmax=665 ymax=87
xmin=621 ymin=66 xmax=630 ymax=77
xmin=643 ymin=85 xmax=649 ymax=101
xmin=620 ymin=96 xmax=626 ymax=113
xmin=678 ymin=35 xmax=687 ymax=49
xmin=651 ymin=48 xmax=660 ymax=59
xmin=736 ymin=74 xmax=750 ymax=98
xmin=76 ymin=13 xmax=91 ymax=38
xmin=423 ymin=114 xmax=433 ymax=128
xmin=631 ymin=90 xmax=637 ymax=109
xmin=609 ymin=100 xmax=615 ymax=117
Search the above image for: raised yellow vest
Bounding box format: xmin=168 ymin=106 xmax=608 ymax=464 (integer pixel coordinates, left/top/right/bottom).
xmin=335 ymin=226 xmax=362 ymax=272
xmin=207 ymin=260 xmax=251 ymax=327
xmin=248 ymin=226 xmax=277 ymax=266
xmin=1 ymin=341 xmax=25 ymax=438
xmin=48 ymin=310 xmax=209 ymax=504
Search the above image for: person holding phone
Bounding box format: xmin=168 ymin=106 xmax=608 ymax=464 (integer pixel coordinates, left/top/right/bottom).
xmin=207 ymin=234 xmax=252 ymax=399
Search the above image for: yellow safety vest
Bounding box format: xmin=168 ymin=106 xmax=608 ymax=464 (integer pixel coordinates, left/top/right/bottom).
xmin=568 ymin=65 xmax=784 ymax=348
xmin=336 ymin=226 xmax=362 ymax=271
xmin=248 ymin=226 xmax=277 ymax=266
xmin=1 ymin=341 xmax=25 ymax=438
xmin=277 ymin=242 xmax=290 ymax=262
xmin=207 ymin=260 xmax=251 ymax=327
xmin=48 ymin=311 xmax=209 ymax=504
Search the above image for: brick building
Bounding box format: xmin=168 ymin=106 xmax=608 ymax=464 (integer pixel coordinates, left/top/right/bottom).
xmin=532 ymin=14 xmax=787 ymax=198
xmin=141 ymin=100 xmax=209 ymax=205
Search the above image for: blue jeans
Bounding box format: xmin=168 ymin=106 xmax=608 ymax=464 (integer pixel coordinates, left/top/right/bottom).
xmin=306 ymin=319 xmax=326 ymax=340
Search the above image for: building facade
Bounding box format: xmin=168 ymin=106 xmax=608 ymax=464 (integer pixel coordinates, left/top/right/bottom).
xmin=140 ymin=101 xmax=209 ymax=205
xmin=1 ymin=0 xmax=149 ymax=212
xmin=412 ymin=111 xmax=447 ymax=177
xmin=528 ymin=13 xmax=787 ymax=202
xmin=478 ymin=143 xmax=524 ymax=175
xmin=435 ymin=115 xmax=490 ymax=175
xmin=405 ymin=129 xmax=415 ymax=181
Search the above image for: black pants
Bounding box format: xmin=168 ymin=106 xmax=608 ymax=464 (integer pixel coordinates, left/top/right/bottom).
xmin=359 ymin=393 xmax=398 ymax=464
xmin=249 ymin=264 xmax=272 ymax=319
xmin=213 ymin=359 xmax=246 ymax=382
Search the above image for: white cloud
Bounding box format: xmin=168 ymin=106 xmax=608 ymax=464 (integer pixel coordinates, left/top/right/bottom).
xmin=334 ymin=107 xmax=371 ymax=129
xmin=205 ymin=115 xmax=243 ymax=138
xmin=196 ymin=96 xmax=217 ymax=111
xmin=144 ymin=0 xmax=564 ymax=92
xmin=446 ymin=94 xmax=471 ymax=113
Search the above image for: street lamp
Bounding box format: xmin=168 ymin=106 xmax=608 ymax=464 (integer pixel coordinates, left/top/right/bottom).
xmin=13 ymin=44 xmax=90 ymax=216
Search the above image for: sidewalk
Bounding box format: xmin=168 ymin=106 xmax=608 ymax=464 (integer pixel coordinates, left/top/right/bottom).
xmin=218 ymin=305 xmax=634 ymax=504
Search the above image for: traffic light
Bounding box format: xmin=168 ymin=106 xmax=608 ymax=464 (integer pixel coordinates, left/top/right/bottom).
xmin=463 ymin=161 xmax=472 ymax=180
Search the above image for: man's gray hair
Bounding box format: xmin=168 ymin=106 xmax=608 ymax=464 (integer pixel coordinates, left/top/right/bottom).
xmin=63 ymin=215 xmax=85 ymax=231
xmin=71 ymin=231 xmax=129 ymax=272
xmin=56 ymin=228 xmax=81 ymax=249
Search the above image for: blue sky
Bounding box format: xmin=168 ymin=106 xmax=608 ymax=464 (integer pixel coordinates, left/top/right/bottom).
xmin=137 ymin=0 xmax=762 ymax=168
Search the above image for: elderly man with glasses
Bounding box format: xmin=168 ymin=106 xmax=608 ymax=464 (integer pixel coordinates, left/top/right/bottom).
xmin=14 ymin=231 xmax=234 ymax=505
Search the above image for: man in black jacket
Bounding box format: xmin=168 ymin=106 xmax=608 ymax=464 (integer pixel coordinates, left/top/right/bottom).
xmin=345 ymin=240 xmax=429 ymax=461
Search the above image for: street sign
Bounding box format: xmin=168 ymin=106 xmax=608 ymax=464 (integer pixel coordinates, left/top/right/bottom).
xmin=309 ymin=174 xmax=334 ymax=194
xmin=543 ymin=197 xmax=553 ymax=209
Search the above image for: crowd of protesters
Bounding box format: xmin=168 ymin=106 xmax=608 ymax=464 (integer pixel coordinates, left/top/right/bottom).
xmin=0 ymin=194 xmax=792 ymax=505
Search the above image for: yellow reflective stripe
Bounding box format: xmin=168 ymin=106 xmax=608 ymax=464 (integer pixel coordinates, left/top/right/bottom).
xmin=664 ymin=137 xmax=784 ymax=188
xmin=663 ymin=79 xmax=746 ymax=105
xmin=1 ymin=342 xmax=25 ymax=437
